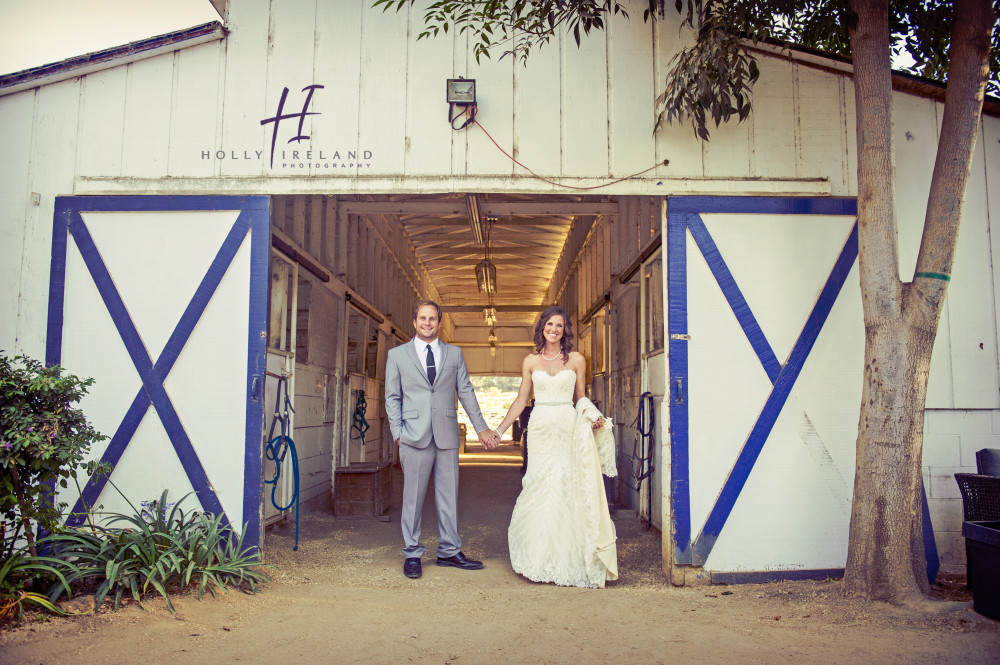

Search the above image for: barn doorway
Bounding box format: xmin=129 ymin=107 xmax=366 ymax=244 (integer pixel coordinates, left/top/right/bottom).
xmin=262 ymin=192 xmax=661 ymax=550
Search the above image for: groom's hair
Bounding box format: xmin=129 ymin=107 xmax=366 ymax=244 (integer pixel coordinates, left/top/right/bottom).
xmin=413 ymin=300 xmax=443 ymax=321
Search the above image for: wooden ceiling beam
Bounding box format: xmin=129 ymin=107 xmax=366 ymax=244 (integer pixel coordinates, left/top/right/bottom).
xmin=341 ymin=201 xmax=616 ymax=215
xmin=401 ymin=218 xmax=574 ymax=226
xmin=419 ymin=247 xmax=560 ymax=257
xmin=441 ymin=305 xmax=548 ymax=312
xmin=413 ymin=235 xmax=565 ymax=246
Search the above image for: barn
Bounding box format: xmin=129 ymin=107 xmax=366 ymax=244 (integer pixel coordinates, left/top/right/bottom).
xmin=1 ymin=0 xmax=998 ymax=584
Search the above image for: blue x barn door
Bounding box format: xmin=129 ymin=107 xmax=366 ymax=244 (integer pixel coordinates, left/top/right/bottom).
xmin=47 ymin=196 xmax=270 ymax=549
xmin=667 ymin=196 xmax=864 ymax=577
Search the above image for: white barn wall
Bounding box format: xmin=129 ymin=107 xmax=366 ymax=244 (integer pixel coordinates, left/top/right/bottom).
xmin=608 ymin=11 xmax=658 ymax=176
xmin=78 ymin=68 xmax=127 ymax=177
xmin=1 ymin=1 xmax=999 ymax=574
xmin=13 ymin=79 xmax=83 ymax=360
xmin=358 ymin=2 xmax=409 ymax=178
xmin=219 ymin=0 xmax=269 ymax=178
xmin=0 ymin=91 xmax=34 ymax=353
xmin=748 ymin=58 xmax=798 ymax=180
xmin=466 ymin=33 xmax=516 ymax=176
xmin=124 ymin=57 xmax=175 ymax=177
xmin=170 ymin=41 xmax=226 ymax=177
xmin=514 ymin=36 xmax=563 ymax=177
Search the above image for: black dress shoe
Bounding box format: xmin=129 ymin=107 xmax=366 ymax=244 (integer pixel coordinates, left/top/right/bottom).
xmin=436 ymin=551 xmax=484 ymax=570
xmin=403 ymin=557 xmax=422 ymax=579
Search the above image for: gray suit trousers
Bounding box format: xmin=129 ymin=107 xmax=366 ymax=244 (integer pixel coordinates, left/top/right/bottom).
xmin=400 ymin=439 xmax=460 ymax=558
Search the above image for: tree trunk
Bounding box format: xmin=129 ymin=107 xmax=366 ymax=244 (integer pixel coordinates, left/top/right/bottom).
xmin=842 ymin=0 xmax=994 ymax=603
xmin=9 ymin=461 xmax=37 ymax=558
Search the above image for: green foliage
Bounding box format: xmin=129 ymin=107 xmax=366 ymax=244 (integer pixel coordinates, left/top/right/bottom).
xmin=375 ymin=0 xmax=999 ymax=141
xmin=373 ymin=0 xmax=646 ymax=63
xmin=0 ymin=353 xmax=108 ymax=558
xmin=655 ymin=4 xmax=759 ymax=140
xmin=40 ymin=491 xmax=272 ymax=615
xmin=664 ymin=0 xmax=998 ymax=138
xmin=0 ymin=550 xmax=78 ymax=623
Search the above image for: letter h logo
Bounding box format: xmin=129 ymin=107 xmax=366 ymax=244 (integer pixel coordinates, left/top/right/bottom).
xmin=261 ymin=85 xmax=324 ymax=168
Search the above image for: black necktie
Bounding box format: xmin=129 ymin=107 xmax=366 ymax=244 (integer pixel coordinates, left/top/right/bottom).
xmin=425 ymin=345 xmax=436 ymax=384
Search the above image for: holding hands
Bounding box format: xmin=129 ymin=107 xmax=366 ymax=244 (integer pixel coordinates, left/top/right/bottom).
xmin=478 ymin=428 xmax=501 ymax=450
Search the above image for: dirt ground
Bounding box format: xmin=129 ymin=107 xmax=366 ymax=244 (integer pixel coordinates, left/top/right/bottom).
xmin=2 ymin=442 xmax=999 ymax=665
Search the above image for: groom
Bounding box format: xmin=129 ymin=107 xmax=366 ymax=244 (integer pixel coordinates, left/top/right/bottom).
xmin=384 ymin=300 xmax=499 ymax=579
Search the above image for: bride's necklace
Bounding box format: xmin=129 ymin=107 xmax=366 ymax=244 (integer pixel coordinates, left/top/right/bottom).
xmin=540 ymin=349 xmax=561 ymax=361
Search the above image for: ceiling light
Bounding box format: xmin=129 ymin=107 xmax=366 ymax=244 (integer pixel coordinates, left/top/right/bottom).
xmin=476 ymin=259 xmax=497 ymax=293
xmin=483 ymin=307 xmax=497 ymax=326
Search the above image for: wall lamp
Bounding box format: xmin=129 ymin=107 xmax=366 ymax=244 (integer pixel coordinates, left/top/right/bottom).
xmin=447 ymin=78 xmax=476 ymax=105
xmin=447 ymin=77 xmax=477 ymax=129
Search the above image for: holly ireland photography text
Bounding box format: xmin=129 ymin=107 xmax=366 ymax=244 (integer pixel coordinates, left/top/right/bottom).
xmin=202 ymin=148 xmax=374 ymax=170
xmin=199 ymin=84 xmax=374 ymax=169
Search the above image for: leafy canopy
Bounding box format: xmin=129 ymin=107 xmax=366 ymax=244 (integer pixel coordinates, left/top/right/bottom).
xmin=376 ymin=0 xmax=999 ymax=140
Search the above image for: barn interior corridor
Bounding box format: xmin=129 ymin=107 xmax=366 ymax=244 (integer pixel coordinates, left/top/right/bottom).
xmin=265 ymin=192 xmax=661 ymax=541
xmin=263 ymin=432 xmax=664 ymax=586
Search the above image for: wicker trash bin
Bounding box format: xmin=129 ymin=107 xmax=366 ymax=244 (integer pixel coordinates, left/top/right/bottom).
xmin=954 ymin=473 xmax=1000 ymax=590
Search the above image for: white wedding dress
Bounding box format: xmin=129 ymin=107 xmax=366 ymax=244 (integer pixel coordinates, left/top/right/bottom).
xmin=507 ymin=369 xmax=618 ymax=588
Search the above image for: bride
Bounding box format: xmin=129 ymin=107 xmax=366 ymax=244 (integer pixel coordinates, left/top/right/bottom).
xmin=492 ymin=306 xmax=618 ymax=588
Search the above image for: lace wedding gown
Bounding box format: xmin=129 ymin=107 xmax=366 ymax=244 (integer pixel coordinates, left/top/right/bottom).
xmin=507 ymin=369 xmax=618 ymax=588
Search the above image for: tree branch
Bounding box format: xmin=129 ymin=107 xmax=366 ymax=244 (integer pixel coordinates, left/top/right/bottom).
xmin=905 ymin=0 xmax=994 ymax=330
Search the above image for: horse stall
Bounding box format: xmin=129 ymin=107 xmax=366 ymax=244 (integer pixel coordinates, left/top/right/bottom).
xmin=2 ymin=0 xmax=999 ymax=584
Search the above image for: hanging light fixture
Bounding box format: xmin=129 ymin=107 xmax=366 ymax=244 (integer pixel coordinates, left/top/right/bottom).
xmin=483 ymin=307 xmax=497 ymax=326
xmin=488 ymin=328 xmax=498 ymax=356
xmin=475 ymin=259 xmax=496 ymax=293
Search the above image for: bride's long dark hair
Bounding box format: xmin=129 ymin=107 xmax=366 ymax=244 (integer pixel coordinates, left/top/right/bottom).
xmin=533 ymin=305 xmax=573 ymax=362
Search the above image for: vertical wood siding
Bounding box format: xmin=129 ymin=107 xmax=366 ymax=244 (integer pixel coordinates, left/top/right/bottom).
xmin=0 ymin=91 xmax=34 ymax=349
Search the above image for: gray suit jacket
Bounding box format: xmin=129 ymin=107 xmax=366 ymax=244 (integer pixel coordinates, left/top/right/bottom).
xmin=385 ymin=339 xmax=489 ymax=450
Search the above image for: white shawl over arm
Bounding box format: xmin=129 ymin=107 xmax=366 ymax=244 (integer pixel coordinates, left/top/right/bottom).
xmin=573 ymin=397 xmax=618 ymax=586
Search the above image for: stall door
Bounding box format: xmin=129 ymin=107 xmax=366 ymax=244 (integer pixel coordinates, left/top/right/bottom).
xmin=667 ymin=196 xmax=863 ymax=576
xmin=47 ymin=196 xmax=270 ymax=550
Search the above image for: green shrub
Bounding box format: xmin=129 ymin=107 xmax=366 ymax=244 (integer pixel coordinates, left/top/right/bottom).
xmin=0 ymin=353 xmax=108 ymax=558
xmin=42 ymin=491 xmax=272 ymax=614
xmin=0 ymin=354 xmax=272 ymax=622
